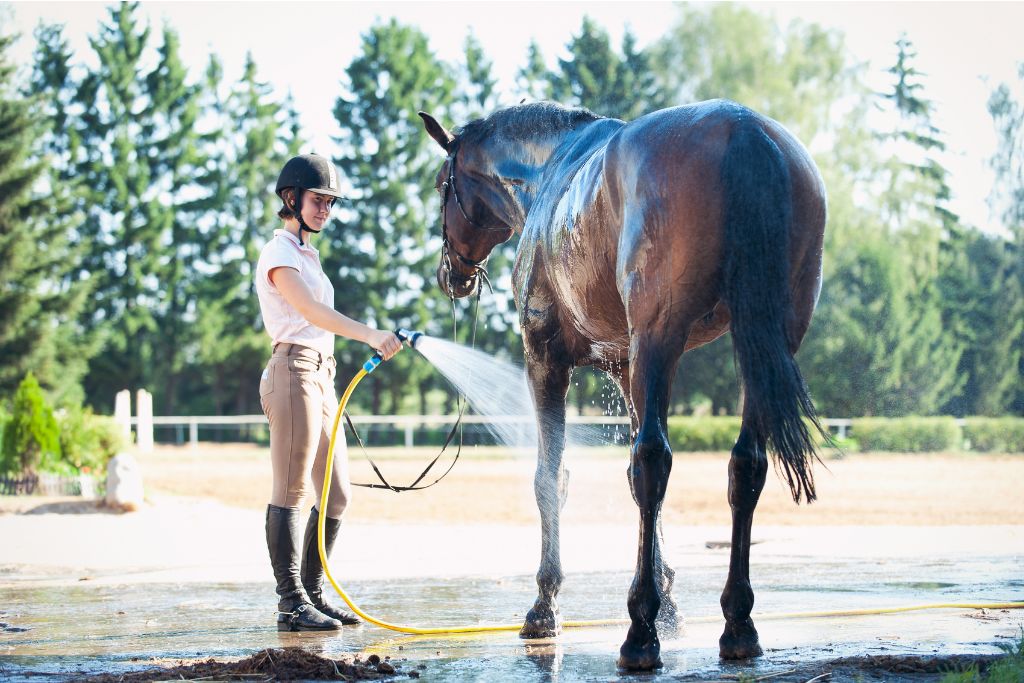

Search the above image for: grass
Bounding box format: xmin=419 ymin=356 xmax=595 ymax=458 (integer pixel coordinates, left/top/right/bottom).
xmin=939 ymin=630 xmax=1024 ymax=682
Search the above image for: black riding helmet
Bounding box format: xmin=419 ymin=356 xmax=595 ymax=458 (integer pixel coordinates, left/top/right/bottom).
xmin=275 ymin=153 xmax=345 ymax=245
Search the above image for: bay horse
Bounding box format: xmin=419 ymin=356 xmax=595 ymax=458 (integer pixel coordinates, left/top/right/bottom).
xmin=419 ymin=100 xmax=827 ymax=671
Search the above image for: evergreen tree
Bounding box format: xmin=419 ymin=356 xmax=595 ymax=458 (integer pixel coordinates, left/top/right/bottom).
xmin=1 ymin=373 xmax=61 ymax=475
xmin=873 ymin=36 xmax=963 ymax=414
xmin=192 ymin=52 xmax=299 ymax=415
xmin=986 ymin=64 xmax=1024 ymax=414
xmin=0 ymin=27 xmax=88 ymax=404
xmin=331 ymin=19 xmax=458 ymax=414
xmin=515 ymin=40 xmax=550 ymax=102
xmin=550 ymin=18 xmax=664 ymax=120
xmin=25 ymin=24 xmax=96 ymax=406
xmin=72 ymin=4 xmax=212 ymax=414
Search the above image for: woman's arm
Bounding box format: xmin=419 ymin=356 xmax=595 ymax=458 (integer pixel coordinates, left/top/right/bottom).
xmin=270 ymin=266 xmax=402 ymax=360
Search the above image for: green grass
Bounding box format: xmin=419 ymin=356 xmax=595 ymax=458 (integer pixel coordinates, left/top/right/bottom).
xmin=940 ymin=630 xmax=1024 ymax=682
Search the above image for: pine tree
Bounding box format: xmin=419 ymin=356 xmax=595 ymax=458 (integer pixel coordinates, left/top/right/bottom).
xmin=0 ymin=27 xmax=89 ymax=404
xmin=515 ymin=40 xmax=550 ymax=102
xmin=874 ymin=35 xmax=964 ymax=414
xmin=550 ymin=18 xmax=662 ymax=120
xmin=332 ymin=19 xmax=458 ymax=414
xmin=72 ymin=4 xmax=212 ymax=414
xmin=192 ymin=52 xmax=299 ymax=414
xmin=24 ymin=23 xmax=97 ymax=406
xmin=984 ymin=64 xmax=1024 ymax=414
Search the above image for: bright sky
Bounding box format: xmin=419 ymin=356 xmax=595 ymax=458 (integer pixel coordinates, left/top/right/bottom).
xmin=6 ymin=1 xmax=1023 ymax=232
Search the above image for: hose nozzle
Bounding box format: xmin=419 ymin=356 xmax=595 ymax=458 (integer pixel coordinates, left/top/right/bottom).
xmin=363 ymin=328 xmax=424 ymax=374
xmin=395 ymin=328 xmax=424 ymax=349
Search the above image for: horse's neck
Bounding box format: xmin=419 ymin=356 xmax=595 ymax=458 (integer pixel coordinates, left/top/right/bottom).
xmin=496 ymin=120 xmax=623 ymax=230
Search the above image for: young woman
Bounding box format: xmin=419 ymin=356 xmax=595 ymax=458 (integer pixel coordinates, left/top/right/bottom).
xmin=255 ymin=153 xmax=403 ymax=631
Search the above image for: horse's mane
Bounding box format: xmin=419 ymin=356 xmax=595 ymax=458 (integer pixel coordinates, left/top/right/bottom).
xmin=454 ymin=102 xmax=602 ymax=149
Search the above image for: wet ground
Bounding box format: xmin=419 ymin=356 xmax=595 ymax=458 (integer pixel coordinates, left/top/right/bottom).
xmin=1 ymin=520 xmax=1021 ymax=681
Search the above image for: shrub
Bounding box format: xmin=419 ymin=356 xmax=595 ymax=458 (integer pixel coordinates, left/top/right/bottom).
xmin=852 ymin=417 xmax=961 ymax=452
xmin=58 ymin=407 xmax=125 ymax=474
xmin=666 ymin=416 xmax=742 ymax=451
xmin=961 ymin=417 xmax=1024 ymax=453
xmin=0 ymin=373 xmax=62 ymax=475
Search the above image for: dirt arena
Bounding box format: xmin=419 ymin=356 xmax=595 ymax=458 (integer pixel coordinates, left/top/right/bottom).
xmin=115 ymin=444 xmax=1024 ymax=527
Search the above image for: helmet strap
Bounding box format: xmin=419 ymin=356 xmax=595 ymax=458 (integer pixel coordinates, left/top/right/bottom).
xmin=291 ymin=189 xmax=321 ymax=246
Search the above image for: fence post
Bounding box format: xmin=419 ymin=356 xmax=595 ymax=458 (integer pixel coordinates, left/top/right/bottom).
xmin=190 ymin=418 xmax=199 ymax=449
xmin=114 ymin=390 xmax=132 ymax=445
xmin=405 ymin=423 xmax=414 ymax=448
xmin=136 ymin=389 xmax=154 ymax=453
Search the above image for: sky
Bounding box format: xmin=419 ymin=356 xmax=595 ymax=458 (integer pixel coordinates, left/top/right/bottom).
xmin=5 ymin=1 xmax=1023 ymax=233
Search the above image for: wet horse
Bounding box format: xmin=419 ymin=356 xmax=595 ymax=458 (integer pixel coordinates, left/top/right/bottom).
xmin=419 ymin=100 xmax=826 ymax=670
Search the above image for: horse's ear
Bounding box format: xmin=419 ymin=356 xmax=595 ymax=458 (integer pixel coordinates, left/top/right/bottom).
xmin=419 ymin=111 xmax=454 ymax=152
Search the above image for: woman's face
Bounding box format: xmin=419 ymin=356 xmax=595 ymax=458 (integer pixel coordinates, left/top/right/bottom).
xmin=299 ymin=191 xmax=335 ymax=230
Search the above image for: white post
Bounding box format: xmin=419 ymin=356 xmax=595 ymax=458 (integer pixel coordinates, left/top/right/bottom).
xmin=136 ymin=389 xmax=153 ymax=453
xmin=114 ymin=390 xmax=132 ymax=445
xmin=405 ymin=423 xmax=414 ymax=448
xmin=190 ymin=418 xmax=199 ymax=449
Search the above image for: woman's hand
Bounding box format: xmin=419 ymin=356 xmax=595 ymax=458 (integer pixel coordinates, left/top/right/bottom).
xmin=368 ymin=329 xmax=403 ymax=361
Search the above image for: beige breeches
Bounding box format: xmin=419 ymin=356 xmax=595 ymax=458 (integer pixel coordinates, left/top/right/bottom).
xmin=259 ymin=344 xmax=350 ymax=519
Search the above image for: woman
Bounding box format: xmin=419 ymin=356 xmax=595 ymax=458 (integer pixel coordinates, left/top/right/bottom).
xmin=255 ymin=153 xmax=403 ymax=631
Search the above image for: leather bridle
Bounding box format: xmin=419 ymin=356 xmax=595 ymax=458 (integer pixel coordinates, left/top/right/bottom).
xmin=439 ymin=151 xmax=513 ymax=295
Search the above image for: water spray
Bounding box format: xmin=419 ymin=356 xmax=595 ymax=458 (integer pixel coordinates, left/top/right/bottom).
xmin=316 ymin=332 xmax=1024 ymax=636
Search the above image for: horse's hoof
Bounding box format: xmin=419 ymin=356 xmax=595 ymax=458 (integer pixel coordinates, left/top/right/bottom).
xmin=719 ymin=618 xmax=763 ymax=660
xmin=617 ymin=638 xmax=663 ymax=671
xmin=519 ymin=604 xmax=561 ymax=639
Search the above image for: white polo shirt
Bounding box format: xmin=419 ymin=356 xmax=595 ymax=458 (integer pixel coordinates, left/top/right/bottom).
xmin=255 ymin=229 xmax=334 ymax=358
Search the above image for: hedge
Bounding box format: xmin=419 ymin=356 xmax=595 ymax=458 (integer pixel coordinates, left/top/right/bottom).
xmin=850 ymin=417 xmax=962 ymax=453
xmin=661 ymin=416 xmax=1024 ymax=454
xmin=961 ymin=417 xmax=1024 ymax=453
xmin=666 ymin=416 xmax=742 ymax=451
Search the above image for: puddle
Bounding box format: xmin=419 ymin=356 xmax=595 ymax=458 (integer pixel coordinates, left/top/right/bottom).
xmin=1 ymin=544 xmax=1020 ymax=681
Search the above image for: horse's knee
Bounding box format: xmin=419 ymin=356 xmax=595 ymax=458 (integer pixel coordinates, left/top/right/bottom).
xmin=629 ymin=425 xmax=672 ymax=507
xmin=534 ymin=464 xmax=568 ymax=512
xmin=727 ymin=428 xmax=767 ymax=510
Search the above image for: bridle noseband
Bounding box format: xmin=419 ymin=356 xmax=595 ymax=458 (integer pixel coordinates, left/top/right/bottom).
xmin=439 ymin=151 xmax=512 ymax=295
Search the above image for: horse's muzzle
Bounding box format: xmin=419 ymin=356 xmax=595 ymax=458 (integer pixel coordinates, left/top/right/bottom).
xmin=437 ymin=263 xmax=478 ymax=299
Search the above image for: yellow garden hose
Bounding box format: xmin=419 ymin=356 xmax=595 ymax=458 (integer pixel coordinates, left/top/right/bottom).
xmin=317 ymin=366 xmax=1023 ymax=635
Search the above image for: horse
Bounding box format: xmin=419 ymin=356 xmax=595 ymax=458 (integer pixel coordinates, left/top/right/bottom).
xmin=419 ymin=100 xmax=827 ymax=671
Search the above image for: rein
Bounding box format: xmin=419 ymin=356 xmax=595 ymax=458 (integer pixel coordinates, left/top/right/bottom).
xmin=346 ymin=150 xmax=501 ymax=493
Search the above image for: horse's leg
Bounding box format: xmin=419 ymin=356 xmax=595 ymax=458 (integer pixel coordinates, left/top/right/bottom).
xmin=520 ymin=357 xmax=572 ymax=639
xmin=617 ymin=335 xmax=684 ymax=671
xmin=719 ymin=404 xmax=769 ymax=659
xmin=607 ymin=362 xmax=678 ymax=636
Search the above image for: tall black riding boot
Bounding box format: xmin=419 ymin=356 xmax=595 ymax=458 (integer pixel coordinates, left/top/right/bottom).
xmin=265 ymin=504 xmax=342 ymax=631
xmin=301 ymin=506 xmax=360 ymax=625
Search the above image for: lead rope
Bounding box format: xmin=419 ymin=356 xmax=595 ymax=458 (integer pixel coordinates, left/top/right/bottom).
xmin=345 ymin=266 xmax=490 ymax=492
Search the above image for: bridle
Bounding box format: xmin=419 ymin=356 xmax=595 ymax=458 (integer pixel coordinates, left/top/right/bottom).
xmin=439 ymin=150 xmax=513 ymax=296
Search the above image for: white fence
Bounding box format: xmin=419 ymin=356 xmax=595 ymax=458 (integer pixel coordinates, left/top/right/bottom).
xmin=126 ymin=414 xmax=859 ymax=448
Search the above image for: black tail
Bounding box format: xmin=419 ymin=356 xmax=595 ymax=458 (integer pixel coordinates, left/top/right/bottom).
xmin=721 ymin=112 xmax=823 ymax=504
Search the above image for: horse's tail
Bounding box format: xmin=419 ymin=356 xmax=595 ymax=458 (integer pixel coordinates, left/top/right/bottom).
xmin=721 ymin=112 xmax=823 ymax=504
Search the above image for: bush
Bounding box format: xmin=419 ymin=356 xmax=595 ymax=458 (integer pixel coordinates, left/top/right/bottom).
xmin=58 ymin=407 xmax=125 ymax=474
xmin=852 ymin=417 xmax=961 ymax=452
xmin=961 ymin=417 xmax=1024 ymax=453
xmin=666 ymin=416 xmax=742 ymax=451
xmin=1 ymin=373 xmax=62 ymax=475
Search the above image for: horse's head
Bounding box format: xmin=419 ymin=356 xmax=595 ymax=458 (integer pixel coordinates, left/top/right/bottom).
xmin=419 ymin=111 xmax=516 ymax=299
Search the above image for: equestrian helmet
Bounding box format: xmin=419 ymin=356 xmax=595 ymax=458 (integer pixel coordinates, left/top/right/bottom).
xmin=275 ymin=153 xmax=344 ymax=200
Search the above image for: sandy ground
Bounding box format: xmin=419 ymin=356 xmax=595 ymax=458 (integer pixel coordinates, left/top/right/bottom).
xmin=1 ymin=445 xmax=1022 ymax=681
xmin=55 ymin=443 xmax=1024 ymax=526
xmin=0 ymin=444 xmax=1020 ymax=584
